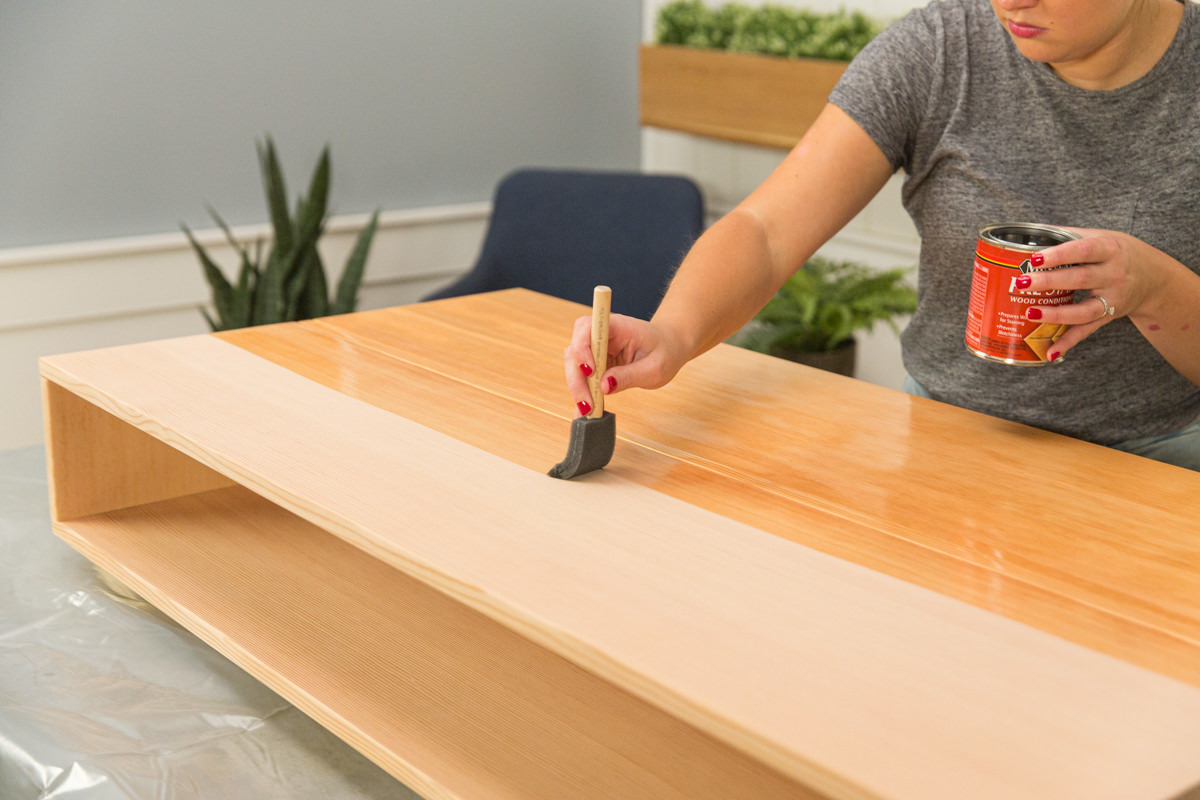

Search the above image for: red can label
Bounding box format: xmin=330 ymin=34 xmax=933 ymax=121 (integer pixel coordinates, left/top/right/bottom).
xmin=965 ymin=232 xmax=1074 ymax=365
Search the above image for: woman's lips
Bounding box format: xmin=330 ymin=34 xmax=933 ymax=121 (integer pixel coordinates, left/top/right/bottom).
xmin=1008 ymin=18 xmax=1044 ymax=38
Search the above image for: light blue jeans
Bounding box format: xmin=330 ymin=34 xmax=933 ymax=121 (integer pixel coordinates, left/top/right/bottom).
xmin=901 ymin=375 xmax=1200 ymax=472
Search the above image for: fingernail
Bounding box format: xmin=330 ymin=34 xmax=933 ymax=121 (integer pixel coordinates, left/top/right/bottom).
xmin=1048 ymin=351 xmax=1061 ymax=362
xmin=1030 ymin=253 xmax=1045 ymax=267
xmin=1015 ymin=276 xmax=1032 ymax=289
xmin=576 ymin=400 xmax=592 ymax=416
xmin=605 ymin=375 xmax=617 ymax=393
xmin=579 ymin=363 xmax=594 ymax=377
xmin=1026 ymin=307 xmax=1042 ymax=320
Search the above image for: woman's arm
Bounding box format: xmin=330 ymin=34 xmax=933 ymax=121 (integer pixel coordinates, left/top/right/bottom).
xmin=562 ymin=104 xmax=894 ymax=410
xmin=1020 ymin=230 xmax=1200 ymax=387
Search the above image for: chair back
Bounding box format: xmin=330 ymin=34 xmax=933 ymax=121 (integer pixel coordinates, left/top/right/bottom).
xmin=423 ymin=168 xmax=704 ymax=320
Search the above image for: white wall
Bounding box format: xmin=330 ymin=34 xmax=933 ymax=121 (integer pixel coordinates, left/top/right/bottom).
xmin=0 ymin=207 xmax=489 ymax=450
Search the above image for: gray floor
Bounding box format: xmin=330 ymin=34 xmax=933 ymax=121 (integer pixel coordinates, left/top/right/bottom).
xmin=0 ymin=445 xmax=420 ymax=799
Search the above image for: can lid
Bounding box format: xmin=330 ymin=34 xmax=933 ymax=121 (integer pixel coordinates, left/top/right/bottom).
xmin=979 ymin=223 xmax=1081 ymax=250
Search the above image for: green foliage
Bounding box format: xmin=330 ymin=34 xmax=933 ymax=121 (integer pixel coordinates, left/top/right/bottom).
xmin=737 ymin=257 xmax=917 ymax=354
xmin=655 ymin=1 xmax=882 ymax=61
xmin=182 ymin=136 xmax=380 ymax=332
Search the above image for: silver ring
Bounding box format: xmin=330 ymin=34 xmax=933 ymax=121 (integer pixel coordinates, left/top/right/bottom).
xmin=1096 ymin=295 xmax=1115 ymax=317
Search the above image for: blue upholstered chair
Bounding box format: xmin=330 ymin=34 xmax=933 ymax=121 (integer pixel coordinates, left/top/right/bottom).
xmin=422 ymin=168 xmax=704 ymax=320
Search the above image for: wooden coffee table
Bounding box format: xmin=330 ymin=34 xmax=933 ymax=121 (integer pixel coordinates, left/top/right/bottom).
xmin=40 ymin=289 xmax=1200 ymax=800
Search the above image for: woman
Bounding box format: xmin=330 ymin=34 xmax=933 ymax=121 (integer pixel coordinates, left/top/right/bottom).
xmin=563 ymin=0 xmax=1200 ymax=470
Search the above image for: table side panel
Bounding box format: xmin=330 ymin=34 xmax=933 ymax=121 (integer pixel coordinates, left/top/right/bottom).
xmin=40 ymin=377 xmax=233 ymax=521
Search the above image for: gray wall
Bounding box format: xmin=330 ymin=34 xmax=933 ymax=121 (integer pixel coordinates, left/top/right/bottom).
xmin=0 ymin=1 xmax=642 ymax=249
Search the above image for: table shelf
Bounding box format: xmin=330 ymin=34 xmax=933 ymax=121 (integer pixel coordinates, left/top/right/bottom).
xmin=57 ymin=485 xmax=800 ymax=800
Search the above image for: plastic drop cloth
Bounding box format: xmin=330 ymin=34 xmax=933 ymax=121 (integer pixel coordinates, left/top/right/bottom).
xmin=0 ymin=446 xmax=421 ymax=800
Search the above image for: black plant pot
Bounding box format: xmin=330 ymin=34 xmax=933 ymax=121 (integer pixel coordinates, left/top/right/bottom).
xmin=770 ymin=340 xmax=856 ymax=377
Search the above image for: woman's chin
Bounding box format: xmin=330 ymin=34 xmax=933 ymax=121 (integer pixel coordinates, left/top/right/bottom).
xmin=1009 ymin=37 xmax=1059 ymax=64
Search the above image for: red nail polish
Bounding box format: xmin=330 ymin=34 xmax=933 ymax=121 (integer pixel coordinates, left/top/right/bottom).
xmin=1026 ymin=307 xmax=1042 ymax=320
xmin=1030 ymin=253 xmax=1045 ymax=267
xmin=1015 ymin=276 xmax=1032 ymax=289
xmin=576 ymin=400 xmax=592 ymax=416
xmin=579 ymin=363 xmax=594 ymax=377
xmin=605 ymin=375 xmax=617 ymax=392
xmin=1048 ymin=351 xmax=1061 ymax=362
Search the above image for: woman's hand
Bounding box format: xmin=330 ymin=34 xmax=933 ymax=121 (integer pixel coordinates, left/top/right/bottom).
xmin=1019 ymin=229 xmax=1167 ymax=359
xmin=1020 ymin=228 xmax=1200 ymax=385
xmin=561 ymin=313 xmax=688 ymax=417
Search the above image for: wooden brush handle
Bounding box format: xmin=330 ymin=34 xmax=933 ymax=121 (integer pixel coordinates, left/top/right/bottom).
xmin=588 ymin=286 xmax=611 ymax=419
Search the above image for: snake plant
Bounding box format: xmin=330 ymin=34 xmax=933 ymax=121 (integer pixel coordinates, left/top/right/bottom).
xmin=183 ymin=136 xmax=379 ymax=331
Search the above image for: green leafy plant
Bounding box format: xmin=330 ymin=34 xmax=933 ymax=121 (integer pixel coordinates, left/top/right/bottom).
xmin=655 ymin=1 xmax=882 ymax=61
xmin=182 ymin=136 xmax=379 ymax=331
xmin=737 ymin=257 xmax=917 ymax=355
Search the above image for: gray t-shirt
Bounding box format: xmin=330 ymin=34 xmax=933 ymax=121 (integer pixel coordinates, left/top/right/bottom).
xmin=829 ymin=0 xmax=1200 ymax=444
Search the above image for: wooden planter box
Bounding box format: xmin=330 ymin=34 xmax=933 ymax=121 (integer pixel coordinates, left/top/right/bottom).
xmin=639 ymin=44 xmax=848 ymax=150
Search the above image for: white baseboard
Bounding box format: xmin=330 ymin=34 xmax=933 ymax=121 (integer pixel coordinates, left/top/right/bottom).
xmin=0 ymin=203 xmax=489 ymax=451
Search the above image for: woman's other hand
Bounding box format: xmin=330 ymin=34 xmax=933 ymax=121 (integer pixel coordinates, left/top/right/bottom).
xmin=1019 ymin=228 xmax=1200 ymax=385
xmin=1019 ymin=230 xmax=1156 ymax=356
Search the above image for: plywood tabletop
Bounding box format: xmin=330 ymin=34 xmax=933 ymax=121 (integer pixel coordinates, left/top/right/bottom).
xmin=40 ymin=289 xmax=1200 ymax=800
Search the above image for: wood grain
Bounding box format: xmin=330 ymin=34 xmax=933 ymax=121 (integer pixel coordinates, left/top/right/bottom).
xmin=587 ymin=285 xmax=610 ymax=418
xmin=639 ymin=44 xmax=847 ymax=149
xmin=40 ymin=331 xmax=1200 ymax=799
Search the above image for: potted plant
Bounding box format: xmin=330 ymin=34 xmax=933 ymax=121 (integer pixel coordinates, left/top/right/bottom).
xmin=182 ymin=136 xmax=380 ymax=331
xmin=734 ymin=256 xmax=917 ymax=377
xmin=640 ymin=2 xmax=883 ymax=149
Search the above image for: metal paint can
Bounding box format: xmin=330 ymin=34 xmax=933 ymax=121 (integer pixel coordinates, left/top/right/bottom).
xmin=964 ymin=223 xmax=1080 ymax=366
